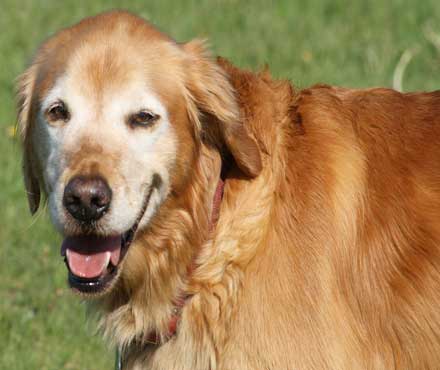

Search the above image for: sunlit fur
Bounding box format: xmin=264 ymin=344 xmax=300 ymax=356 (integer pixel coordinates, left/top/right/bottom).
xmin=18 ymin=11 xmax=440 ymax=370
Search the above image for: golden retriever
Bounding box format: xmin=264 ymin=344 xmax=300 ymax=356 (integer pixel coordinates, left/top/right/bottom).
xmin=17 ymin=10 xmax=440 ymax=370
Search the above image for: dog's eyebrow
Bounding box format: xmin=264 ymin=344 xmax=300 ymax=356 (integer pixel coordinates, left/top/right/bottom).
xmin=40 ymin=78 xmax=67 ymax=112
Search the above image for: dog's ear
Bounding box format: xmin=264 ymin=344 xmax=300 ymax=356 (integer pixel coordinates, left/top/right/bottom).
xmin=16 ymin=64 xmax=40 ymax=214
xmin=182 ymin=40 xmax=262 ymax=178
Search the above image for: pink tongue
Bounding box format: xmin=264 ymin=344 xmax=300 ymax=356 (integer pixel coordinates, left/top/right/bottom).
xmin=61 ymin=235 xmax=121 ymax=279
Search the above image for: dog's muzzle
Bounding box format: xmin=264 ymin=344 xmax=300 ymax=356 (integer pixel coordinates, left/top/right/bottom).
xmin=60 ymin=179 xmax=155 ymax=295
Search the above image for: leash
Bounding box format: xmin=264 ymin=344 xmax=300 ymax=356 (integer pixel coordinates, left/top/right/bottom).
xmin=115 ymin=349 xmax=123 ymax=370
xmin=115 ymin=176 xmax=225 ymax=369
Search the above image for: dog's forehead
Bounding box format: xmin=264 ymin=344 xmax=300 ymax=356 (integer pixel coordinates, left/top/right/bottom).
xmin=65 ymin=44 xmax=142 ymax=104
xmin=68 ymin=39 xmax=179 ymax=100
xmin=40 ymin=12 xmax=186 ymax=109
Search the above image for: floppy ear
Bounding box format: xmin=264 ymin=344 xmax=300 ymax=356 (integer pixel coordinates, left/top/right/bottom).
xmin=182 ymin=40 xmax=262 ymax=178
xmin=16 ymin=64 xmax=40 ymax=214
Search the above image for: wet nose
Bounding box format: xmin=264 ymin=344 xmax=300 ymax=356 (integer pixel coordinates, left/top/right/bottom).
xmin=63 ymin=176 xmax=112 ymax=222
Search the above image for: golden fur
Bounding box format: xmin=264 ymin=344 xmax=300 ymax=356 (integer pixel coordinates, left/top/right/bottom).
xmin=18 ymin=11 xmax=440 ymax=369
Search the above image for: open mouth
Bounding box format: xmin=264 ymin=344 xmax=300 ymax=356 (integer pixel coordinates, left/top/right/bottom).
xmin=60 ymin=188 xmax=153 ymax=295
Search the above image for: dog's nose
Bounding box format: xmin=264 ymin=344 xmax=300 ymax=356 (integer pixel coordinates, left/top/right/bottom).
xmin=63 ymin=176 xmax=112 ymax=222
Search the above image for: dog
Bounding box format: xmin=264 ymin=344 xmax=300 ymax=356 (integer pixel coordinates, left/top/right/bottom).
xmin=17 ymin=10 xmax=440 ymax=369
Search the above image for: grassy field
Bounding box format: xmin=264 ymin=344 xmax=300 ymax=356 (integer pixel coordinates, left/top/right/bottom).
xmin=1 ymin=0 xmax=439 ymax=369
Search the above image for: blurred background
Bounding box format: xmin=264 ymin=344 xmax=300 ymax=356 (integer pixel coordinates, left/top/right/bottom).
xmin=1 ymin=0 xmax=439 ymax=369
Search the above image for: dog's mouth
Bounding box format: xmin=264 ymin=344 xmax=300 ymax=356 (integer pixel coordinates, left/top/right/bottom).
xmin=60 ymin=188 xmax=152 ymax=295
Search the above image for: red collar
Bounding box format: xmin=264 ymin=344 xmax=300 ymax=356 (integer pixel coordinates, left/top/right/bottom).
xmin=146 ymin=176 xmax=225 ymax=345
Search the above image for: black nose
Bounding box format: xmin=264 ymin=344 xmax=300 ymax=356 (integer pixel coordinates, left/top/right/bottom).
xmin=63 ymin=176 xmax=112 ymax=222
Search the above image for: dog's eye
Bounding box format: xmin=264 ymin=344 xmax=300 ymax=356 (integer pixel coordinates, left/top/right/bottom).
xmin=46 ymin=101 xmax=70 ymax=123
xmin=128 ymin=110 xmax=159 ymax=127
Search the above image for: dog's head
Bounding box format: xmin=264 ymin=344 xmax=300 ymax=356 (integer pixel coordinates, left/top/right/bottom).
xmin=17 ymin=11 xmax=261 ymax=296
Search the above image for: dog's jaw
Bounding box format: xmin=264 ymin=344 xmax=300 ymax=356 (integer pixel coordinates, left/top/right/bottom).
xmin=62 ymin=182 xmax=156 ymax=295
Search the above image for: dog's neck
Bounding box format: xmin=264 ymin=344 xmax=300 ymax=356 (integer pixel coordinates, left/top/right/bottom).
xmin=94 ymin=144 xmax=223 ymax=349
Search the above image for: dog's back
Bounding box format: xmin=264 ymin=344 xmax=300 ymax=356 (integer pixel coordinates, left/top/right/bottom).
xmin=212 ymin=60 xmax=440 ymax=369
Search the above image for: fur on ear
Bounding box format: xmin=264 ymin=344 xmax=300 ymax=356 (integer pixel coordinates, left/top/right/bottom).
xmin=16 ymin=64 xmax=40 ymax=214
xmin=182 ymin=39 xmax=262 ymax=178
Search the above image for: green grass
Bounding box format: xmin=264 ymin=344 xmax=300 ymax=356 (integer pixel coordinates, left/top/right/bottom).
xmin=1 ymin=0 xmax=439 ymax=369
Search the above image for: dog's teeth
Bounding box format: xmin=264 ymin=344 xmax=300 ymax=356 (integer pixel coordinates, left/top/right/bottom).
xmin=104 ymin=251 xmax=111 ymax=267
